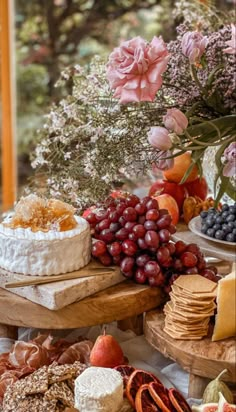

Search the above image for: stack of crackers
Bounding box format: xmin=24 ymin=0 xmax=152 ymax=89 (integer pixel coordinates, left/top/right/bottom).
xmin=163 ymin=274 xmax=218 ymax=340
xmin=2 ymin=361 xmax=86 ymax=412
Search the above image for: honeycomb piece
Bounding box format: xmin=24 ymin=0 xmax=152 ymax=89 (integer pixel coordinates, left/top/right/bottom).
xmin=4 ymin=195 xmax=77 ymax=232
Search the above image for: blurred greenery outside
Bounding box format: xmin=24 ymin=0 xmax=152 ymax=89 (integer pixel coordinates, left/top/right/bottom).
xmin=14 ymin=0 xmax=234 ymax=185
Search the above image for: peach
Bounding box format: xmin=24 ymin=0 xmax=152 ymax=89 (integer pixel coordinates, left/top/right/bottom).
xmin=163 ymin=152 xmax=199 ymax=183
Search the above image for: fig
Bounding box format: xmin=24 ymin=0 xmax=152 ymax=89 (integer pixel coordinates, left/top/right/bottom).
xmin=192 ymin=404 xmax=218 ymax=412
xmin=218 ymin=392 xmax=236 ymax=412
xmin=202 ymin=370 xmax=234 ymax=404
xmin=192 ymin=393 xmax=236 ymax=412
xmin=90 ymin=329 xmax=124 ymax=368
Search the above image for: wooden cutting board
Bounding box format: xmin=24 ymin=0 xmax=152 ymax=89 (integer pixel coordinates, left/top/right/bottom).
xmin=144 ymin=310 xmax=236 ymax=382
xmin=0 ymin=261 xmax=124 ymax=310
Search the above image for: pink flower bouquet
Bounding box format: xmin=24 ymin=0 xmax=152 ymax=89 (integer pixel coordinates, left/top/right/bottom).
xmin=32 ymin=10 xmax=236 ymax=209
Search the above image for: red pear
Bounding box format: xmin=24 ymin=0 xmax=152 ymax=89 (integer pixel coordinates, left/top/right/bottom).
xmin=90 ymin=330 xmax=124 ymax=368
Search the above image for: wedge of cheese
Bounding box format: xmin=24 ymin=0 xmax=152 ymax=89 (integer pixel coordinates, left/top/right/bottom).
xmin=212 ymin=265 xmax=236 ymax=341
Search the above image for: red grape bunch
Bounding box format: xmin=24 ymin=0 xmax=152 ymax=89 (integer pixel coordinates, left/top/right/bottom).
xmin=85 ymin=194 xmax=218 ymax=292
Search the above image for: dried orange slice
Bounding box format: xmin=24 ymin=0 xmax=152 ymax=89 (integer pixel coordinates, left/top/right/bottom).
xmin=148 ymin=381 xmax=172 ymax=412
xmin=114 ymin=365 xmax=135 ymax=389
xmin=135 ymin=384 xmax=160 ymax=412
xmin=168 ymin=388 xmax=191 ymax=412
xmin=126 ymin=369 xmax=163 ymax=408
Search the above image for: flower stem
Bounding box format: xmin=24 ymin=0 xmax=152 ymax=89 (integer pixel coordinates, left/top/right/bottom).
xmin=190 ymin=65 xmax=205 ymax=94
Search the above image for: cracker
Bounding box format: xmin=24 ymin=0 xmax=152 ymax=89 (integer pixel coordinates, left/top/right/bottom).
xmin=165 ymin=318 xmax=209 ymax=333
xmin=24 ymin=365 xmax=49 ymax=395
xmin=164 ymin=326 xmax=205 ymax=340
xmin=66 ymin=378 xmax=75 ymax=391
xmin=173 ymin=275 xmax=217 ymax=294
xmin=172 ymin=302 xmax=216 ymax=314
xmin=48 ymin=361 xmax=86 ymax=384
xmin=45 ymin=381 xmax=74 ymax=408
xmin=3 ymin=393 xmax=57 ymax=412
xmin=2 ymin=366 xmax=48 ymax=410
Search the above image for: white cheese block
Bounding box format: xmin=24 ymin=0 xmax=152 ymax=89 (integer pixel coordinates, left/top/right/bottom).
xmin=0 ymin=216 xmax=91 ymax=276
xmin=74 ymin=367 xmax=123 ymax=412
xmin=212 ymin=264 xmax=236 ymax=341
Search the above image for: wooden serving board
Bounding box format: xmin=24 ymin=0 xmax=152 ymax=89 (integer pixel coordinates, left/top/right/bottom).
xmin=0 ymin=262 xmax=124 ymax=310
xmin=0 ymin=282 xmax=166 ymax=329
xmin=144 ymin=310 xmax=236 ymax=383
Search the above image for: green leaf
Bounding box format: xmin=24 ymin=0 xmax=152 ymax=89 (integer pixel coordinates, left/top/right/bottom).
xmin=179 ymin=162 xmax=196 ymax=184
xmin=187 ymin=115 xmax=236 ymax=141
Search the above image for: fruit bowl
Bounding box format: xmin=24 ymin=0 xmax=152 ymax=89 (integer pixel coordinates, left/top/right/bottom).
xmin=188 ymin=216 xmax=236 ymax=247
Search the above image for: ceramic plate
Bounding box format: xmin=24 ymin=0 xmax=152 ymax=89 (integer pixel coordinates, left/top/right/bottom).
xmin=188 ymin=216 xmax=236 ymax=247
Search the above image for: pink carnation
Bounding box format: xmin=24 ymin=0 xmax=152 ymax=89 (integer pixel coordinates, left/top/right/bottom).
xmin=106 ymin=36 xmax=169 ymax=104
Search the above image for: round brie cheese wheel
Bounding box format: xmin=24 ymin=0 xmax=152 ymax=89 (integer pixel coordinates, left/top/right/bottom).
xmin=0 ymin=216 xmax=91 ymax=276
xmin=75 ymin=367 xmax=124 ymax=412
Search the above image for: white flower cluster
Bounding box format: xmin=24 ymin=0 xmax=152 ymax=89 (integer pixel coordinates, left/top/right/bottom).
xmin=32 ymin=59 xmax=161 ymax=210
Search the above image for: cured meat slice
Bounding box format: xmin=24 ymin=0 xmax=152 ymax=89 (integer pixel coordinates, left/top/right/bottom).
xmin=57 ymin=340 xmax=93 ymax=365
xmin=9 ymin=340 xmax=50 ymax=369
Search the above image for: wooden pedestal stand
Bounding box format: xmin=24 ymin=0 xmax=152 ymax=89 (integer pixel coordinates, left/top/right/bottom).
xmin=144 ymin=311 xmax=236 ymax=399
xmin=0 ymin=281 xmax=166 ymax=337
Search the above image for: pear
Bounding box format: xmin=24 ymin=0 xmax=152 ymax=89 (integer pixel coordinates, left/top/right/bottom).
xmin=90 ymin=329 xmax=125 ymax=368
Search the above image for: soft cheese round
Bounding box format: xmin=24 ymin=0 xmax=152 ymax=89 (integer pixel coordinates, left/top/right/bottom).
xmin=0 ymin=216 xmax=91 ymax=276
xmin=74 ymin=367 xmax=123 ymax=412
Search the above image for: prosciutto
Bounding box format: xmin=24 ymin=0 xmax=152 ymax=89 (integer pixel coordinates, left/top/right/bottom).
xmin=8 ymin=340 xmax=50 ymax=369
xmin=57 ymin=340 xmax=93 ymax=365
xmin=0 ymin=334 xmax=93 ymax=404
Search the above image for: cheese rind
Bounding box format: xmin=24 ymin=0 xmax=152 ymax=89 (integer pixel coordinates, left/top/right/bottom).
xmin=0 ymin=216 xmax=91 ymax=276
xmin=74 ymin=367 xmax=123 ymax=412
xmin=212 ymin=267 xmax=236 ymax=341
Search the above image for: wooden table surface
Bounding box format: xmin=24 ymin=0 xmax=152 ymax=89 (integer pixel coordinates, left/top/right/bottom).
xmin=0 ymin=281 xmax=166 ymax=337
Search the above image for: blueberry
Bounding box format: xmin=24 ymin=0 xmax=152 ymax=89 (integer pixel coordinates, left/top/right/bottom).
xmin=227 ymin=221 xmax=235 ymax=231
xmin=226 ymin=214 xmax=235 ymax=223
xmin=208 ymin=207 xmax=216 ymax=214
xmin=206 ymin=218 xmax=215 ymax=228
xmin=222 ymin=223 xmax=231 ymax=234
xmin=229 ymin=205 xmax=236 ymax=214
xmin=206 ymin=228 xmax=215 ymax=238
xmin=215 ymin=216 xmax=223 ymax=224
xmin=233 ymin=228 xmax=236 ymax=235
xmin=200 ymin=211 xmax=208 ymax=219
xmin=222 ymin=211 xmax=229 ymax=219
xmin=215 ymin=230 xmax=225 ymax=240
xmin=201 ymin=224 xmax=208 ymax=234
xmin=222 ymin=204 xmax=229 ymax=211
xmin=226 ymin=233 xmax=236 ymax=243
xmin=212 ymin=223 xmax=221 ymax=231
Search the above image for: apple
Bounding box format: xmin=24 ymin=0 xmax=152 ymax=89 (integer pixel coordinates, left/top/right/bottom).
xmin=152 ymin=193 xmax=179 ymax=225
xmin=149 ymin=179 xmax=187 ymax=212
xmin=184 ymin=177 xmax=208 ymax=200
